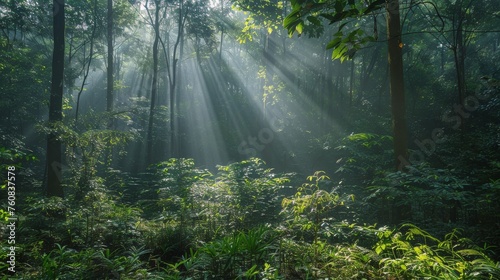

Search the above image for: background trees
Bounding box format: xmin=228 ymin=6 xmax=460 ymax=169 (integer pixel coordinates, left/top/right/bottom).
xmin=1 ymin=0 xmax=498 ymax=209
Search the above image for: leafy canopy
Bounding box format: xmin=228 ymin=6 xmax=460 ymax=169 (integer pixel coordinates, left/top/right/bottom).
xmin=284 ymin=0 xmax=385 ymax=61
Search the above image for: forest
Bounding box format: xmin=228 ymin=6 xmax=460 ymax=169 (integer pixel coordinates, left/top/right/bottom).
xmin=1 ymin=0 xmax=500 ymax=279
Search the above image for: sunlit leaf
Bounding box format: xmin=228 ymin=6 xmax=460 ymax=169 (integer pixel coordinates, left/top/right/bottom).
xmin=296 ymin=22 xmax=304 ymax=34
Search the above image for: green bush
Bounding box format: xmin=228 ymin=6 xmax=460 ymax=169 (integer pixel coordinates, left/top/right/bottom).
xmin=376 ymin=224 xmax=500 ymax=279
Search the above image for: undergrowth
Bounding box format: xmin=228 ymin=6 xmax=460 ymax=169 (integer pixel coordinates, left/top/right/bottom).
xmin=1 ymin=158 xmax=499 ymax=279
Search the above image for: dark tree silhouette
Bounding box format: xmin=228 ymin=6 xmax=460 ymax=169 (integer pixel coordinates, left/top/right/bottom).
xmin=46 ymin=0 xmax=65 ymax=197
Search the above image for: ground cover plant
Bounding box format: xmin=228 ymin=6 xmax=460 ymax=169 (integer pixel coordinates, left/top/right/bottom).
xmin=2 ymin=156 xmax=500 ymax=279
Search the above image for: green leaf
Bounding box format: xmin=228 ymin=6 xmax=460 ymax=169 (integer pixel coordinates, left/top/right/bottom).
xmin=364 ymin=0 xmax=385 ymax=14
xmin=332 ymin=44 xmax=348 ymax=60
xmin=326 ymin=37 xmax=342 ymax=50
xmin=334 ymin=0 xmax=345 ymax=13
xmin=283 ymin=9 xmax=302 ymax=29
xmin=338 ymin=22 xmax=349 ymax=31
xmin=319 ymin=13 xmax=336 ymax=22
xmin=307 ymin=16 xmax=321 ymax=26
xmin=296 ymin=22 xmax=303 ymax=34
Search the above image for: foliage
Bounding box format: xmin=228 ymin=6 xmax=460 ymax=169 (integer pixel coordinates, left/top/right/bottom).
xmin=282 ymin=171 xmax=348 ymax=242
xmin=231 ymin=0 xmax=286 ymax=43
xmin=376 ymin=224 xmax=500 ymax=279
xmin=23 ymin=243 xmax=151 ymax=280
xmin=22 ymin=180 xmax=143 ymax=251
xmin=185 ymin=0 xmax=218 ymax=50
xmin=0 ymin=130 xmax=38 ymax=174
xmin=136 ymin=158 xmax=292 ymax=264
xmin=335 ymin=133 xmax=393 ymax=179
xmin=4 ymin=158 xmax=500 ymax=278
xmin=162 ymin=226 xmax=276 ymax=279
xmin=37 ymin=120 xmax=136 ymax=196
xmin=280 ymin=171 xmax=359 ymax=277
xmin=276 ymin=236 xmax=381 ymax=279
xmin=150 ymin=158 xmax=213 ymax=257
xmin=0 ymin=37 xmax=49 ymax=128
xmin=367 ymin=164 xmax=469 ymax=224
xmin=216 ymin=158 xmax=292 ymax=230
xmin=284 ymin=0 xmax=385 ymax=60
xmin=2 ymin=0 xmax=500 ymax=277
xmin=155 ymin=158 xmax=211 ymax=210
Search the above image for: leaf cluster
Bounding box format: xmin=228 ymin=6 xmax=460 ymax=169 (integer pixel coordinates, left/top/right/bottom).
xmin=284 ymin=0 xmax=385 ymax=60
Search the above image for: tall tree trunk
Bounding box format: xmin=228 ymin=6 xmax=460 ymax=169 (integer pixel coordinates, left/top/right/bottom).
xmin=387 ymin=0 xmax=410 ymax=223
xmin=169 ymin=0 xmax=187 ymax=158
xmin=349 ymin=58 xmax=355 ymax=108
xmin=219 ymin=0 xmax=224 ymax=64
xmin=451 ymin=1 xmax=471 ymax=109
xmin=76 ymin=0 xmax=98 ymax=124
xmin=176 ymin=20 xmax=185 ymax=157
xmin=219 ymin=27 xmax=224 ymax=62
xmin=449 ymin=1 xmax=473 ymax=137
xmin=107 ymin=0 xmax=114 ymax=128
xmin=147 ymin=2 xmax=160 ymax=165
xmin=262 ymin=31 xmax=270 ymax=120
xmin=453 ymin=21 xmax=466 ymax=109
xmin=169 ymin=70 xmax=176 ymax=158
xmin=321 ymin=49 xmax=330 ymax=130
xmin=46 ymin=0 xmax=65 ymax=197
xmin=386 ymin=0 xmax=408 ymax=169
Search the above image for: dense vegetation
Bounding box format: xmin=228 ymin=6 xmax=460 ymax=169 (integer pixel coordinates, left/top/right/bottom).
xmin=1 ymin=0 xmax=500 ymax=279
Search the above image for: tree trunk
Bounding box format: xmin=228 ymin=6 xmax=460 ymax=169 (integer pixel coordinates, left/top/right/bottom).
xmin=107 ymin=0 xmax=114 ymax=128
xmin=76 ymin=0 xmax=98 ymax=123
xmin=453 ymin=21 xmax=466 ymax=109
xmin=176 ymin=19 xmax=185 ymax=157
xmin=386 ymin=0 xmax=408 ymax=169
xmin=386 ymin=0 xmax=410 ymax=223
xmin=169 ymin=0 xmax=186 ymax=158
xmin=349 ymin=58 xmax=355 ymax=108
xmin=147 ymin=2 xmax=160 ymax=165
xmin=219 ymin=0 xmax=224 ymax=65
xmin=46 ymin=0 xmax=65 ymax=197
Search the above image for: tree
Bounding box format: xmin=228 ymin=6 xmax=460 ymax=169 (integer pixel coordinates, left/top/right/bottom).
xmin=231 ymin=0 xmax=289 ymax=120
xmin=46 ymin=0 xmax=65 ymax=197
xmin=283 ymin=0 xmax=411 ymax=223
xmin=143 ymin=0 xmax=190 ymax=162
xmin=145 ymin=0 xmax=161 ymax=165
xmin=431 ymin=0 xmax=493 ymax=125
xmin=70 ymin=0 xmax=135 ymax=123
xmin=75 ymin=0 xmax=99 ymax=123
xmin=283 ymin=0 xmax=408 ymax=169
xmin=165 ymin=0 xmax=187 ymax=158
xmin=107 ymin=0 xmax=114 ymax=127
xmin=385 ymin=0 xmax=410 ymax=223
xmin=386 ymin=0 xmax=408 ymax=170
